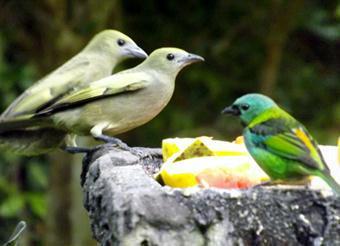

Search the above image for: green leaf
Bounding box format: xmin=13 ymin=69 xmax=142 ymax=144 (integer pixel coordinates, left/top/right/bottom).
xmin=26 ymin=193 xmax=46 ymax=218
xmin=0 ymin=177 xmax=17 ymax=194
xmin=28 ymin=163 xmax=48 ymax=189
xmin=0 ymin=195 xmax=25 ymax=217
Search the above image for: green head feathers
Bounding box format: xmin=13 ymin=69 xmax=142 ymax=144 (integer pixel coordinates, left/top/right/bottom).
xmin=222 ymin=93 xmax=278 ymax=125
xmin=142 ymin=47 xmax=204 ymax=76
xmin=84 ymin=29 xmax=148 ymax=60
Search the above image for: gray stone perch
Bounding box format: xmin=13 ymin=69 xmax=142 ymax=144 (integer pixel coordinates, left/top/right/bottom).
xmin=82 ymin=144 xmax=340 ymax=246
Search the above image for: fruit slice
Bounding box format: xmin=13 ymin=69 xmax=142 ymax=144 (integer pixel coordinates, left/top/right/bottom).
xmin=158 ymin=137 xmax=339 ymax=190
xmin=196 ymin=168 xmax=254 ymax=189
xmin=312 ymin=145 xmax=340 ymax=190
xmin=233 ymin=136 xmax=244 ymax=144
xmin=162 ymin=138 xmax=196 ymax=162
xmin=162 ymin=137 xmax=247 ymax=162
xmin=155 ymin=156 xmax=269 ymax=188
xmin=173 ymin=137 xmax=214 ymax=162
xmin=338 ymin=137 xmax=340 ymax=165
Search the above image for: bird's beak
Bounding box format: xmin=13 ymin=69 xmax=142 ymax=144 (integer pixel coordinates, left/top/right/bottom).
xmin=221 ymin=105 xmax=240 ymax=116
xmin=125 ymin=45 xmax=148 ymax=59
xmin=180 ymin=53 xmax=205 ymax=64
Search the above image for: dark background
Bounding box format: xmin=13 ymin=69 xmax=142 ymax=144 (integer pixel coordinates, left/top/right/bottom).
xmin=0 ymin=0 xmax=339 ymax=245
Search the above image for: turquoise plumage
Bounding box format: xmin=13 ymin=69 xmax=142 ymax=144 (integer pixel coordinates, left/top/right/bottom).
xmin=222 ymin=93 xmax=340 ymax=195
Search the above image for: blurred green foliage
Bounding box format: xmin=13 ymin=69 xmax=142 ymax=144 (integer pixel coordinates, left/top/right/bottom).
xmin=0 ymin=0 xmax=339 ymax=244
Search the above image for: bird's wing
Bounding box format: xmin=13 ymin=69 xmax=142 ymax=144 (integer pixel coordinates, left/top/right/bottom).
xmin=251 ymin=118 xmax=326 ymax=171
xmin=0 ymin=74 xmax=148 ymax=132
xmin=1 ymin=57 xmax=92 ymax=119
xmin=34 ymin=73 xmax=149 ymax=117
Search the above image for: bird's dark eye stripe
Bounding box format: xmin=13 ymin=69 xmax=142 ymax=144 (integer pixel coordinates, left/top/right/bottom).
xmin=117 ymin=39 xmax=125 ymax=46
xmin=232 ymin=105 xmax=239 ymax=110
xmin=166 ymin=53 xmax=175 ymax=60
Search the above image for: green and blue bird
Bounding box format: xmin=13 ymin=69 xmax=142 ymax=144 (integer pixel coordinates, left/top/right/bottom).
xmin=222 ymin=93 xmax=340 ymax=195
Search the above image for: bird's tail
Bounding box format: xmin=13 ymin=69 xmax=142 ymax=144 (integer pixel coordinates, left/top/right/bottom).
xmin=318 ymin=171 xmax=340 ymax=195
xmin=0 ymin=128 xmax=66 ymax=156
xmin=0 ymin=116 xmax=51 ymax=133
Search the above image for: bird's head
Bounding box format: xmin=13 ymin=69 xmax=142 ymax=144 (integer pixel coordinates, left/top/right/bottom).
xmin=143 ymin=48 xmax=204 ymax=77
xmin=221 ymin=93 xmax=277 ymax=126
xmin=85 ymin=29 xmax=148 ymax=61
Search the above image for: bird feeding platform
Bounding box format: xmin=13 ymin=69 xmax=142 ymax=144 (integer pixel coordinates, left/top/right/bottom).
xmin=81 ymin=144 xmax=340 ymax=245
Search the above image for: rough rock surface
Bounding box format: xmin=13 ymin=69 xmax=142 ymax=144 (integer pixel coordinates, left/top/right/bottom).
xmin=82 ymin=144 xmax=340 ymax=246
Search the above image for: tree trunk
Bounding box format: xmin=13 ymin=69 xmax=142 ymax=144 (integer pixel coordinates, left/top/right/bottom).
xmin=45 ymin=1 xmax=123 ymax=245
xmin=46 ymin=152 xmax=72 ymax=246
xmin=259 ymin=0 xmax=304 ymax=95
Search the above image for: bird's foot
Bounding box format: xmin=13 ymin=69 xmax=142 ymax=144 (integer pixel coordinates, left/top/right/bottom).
xmin=63 ymin=146 xmax=92 ymax=154
xmin=94 ymin=135 xmax=130 ymax=150
xmin=253 ymin=180 xmax=273 ymax=188
xmin=132 ymin=147 xmax=163 ymax=159
xmin=94 ymin=135 xmax=143 ymax=155
xmin=94 ymin=135 xmax=161 ymax=158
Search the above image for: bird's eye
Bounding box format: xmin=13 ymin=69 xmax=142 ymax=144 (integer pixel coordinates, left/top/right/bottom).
xmin=241 ymin=104 xmax=250 ymax=111
xmin=117 ymin=39 xmax=126 ymax=46
xmin=166 ymin=53 xmax=175 ymax=60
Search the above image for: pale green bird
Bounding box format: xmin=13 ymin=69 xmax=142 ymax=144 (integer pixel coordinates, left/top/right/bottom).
xmin=0 ymin=29 xmax=147 ymax=155
xmin=1 ymin=29 xmax=148 ymax=119
xmin=0 ymin=48 xmax=204 ymax=154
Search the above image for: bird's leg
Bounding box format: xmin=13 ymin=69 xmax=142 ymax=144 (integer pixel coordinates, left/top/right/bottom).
xmin=63 ymin=146 xmax=92 ymax=154
xmin=253 ymin=178 xmax=311 ymax=189
xmin=94 ymin=134 xmax=152 ymax=157
xmin=67 ymin=134 xmax=78 ymax=147
xmin=254 ymin=180 xmax=295 ymax=188
xmin=90 ymin=124 xmax=160 ymax=158
xmin=91 ymin=123 xmax=131 ymax=150
xmin=62 ymin=134 xmax=92 ymax=154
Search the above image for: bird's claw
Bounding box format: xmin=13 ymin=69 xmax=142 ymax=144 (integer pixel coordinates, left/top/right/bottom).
xmin=94 ymin=135 xmax=130 ymax=150
xmin=130 ymin=147 xmax=162 ymax=159
xmin=253 ymin=180 xmax=273 ymax=188
xmin=130 ymin=148 xmax=147 ymax=157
